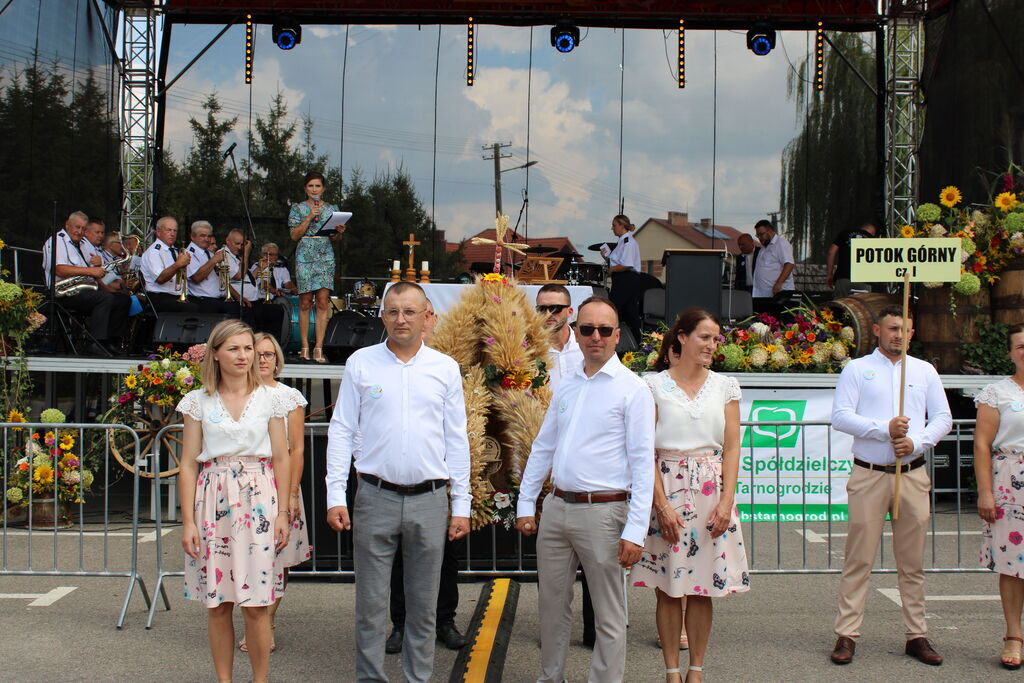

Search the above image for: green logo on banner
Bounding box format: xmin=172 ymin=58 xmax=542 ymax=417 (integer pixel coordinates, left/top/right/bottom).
xmin=742 ymin=400 xmax=807 ymax=448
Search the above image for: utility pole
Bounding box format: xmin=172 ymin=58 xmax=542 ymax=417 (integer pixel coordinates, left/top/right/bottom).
xmin=482 ymin=142 xmax=512 ymax=217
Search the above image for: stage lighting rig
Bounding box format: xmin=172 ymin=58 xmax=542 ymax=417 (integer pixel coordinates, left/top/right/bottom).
xmin=678 ymin=18 xmax=685 ymax=88
xmin=467 ymin=17 xmax=475 ymax=86
xmin=746 ymin=24 xmax=776 ymax=56
xmin=272 ymin=18 xmax=302 ymax=50
xmin=550 ymin=20 xmax=580 ymax=53
xmin=815 ymin=21 xmax=824 ymax=90
xmin=244 ymin=14 xmax=253 ymax=83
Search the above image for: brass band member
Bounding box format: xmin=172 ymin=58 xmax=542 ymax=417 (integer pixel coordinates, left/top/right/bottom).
xmin=185 ymin=220 xmax=236 ymax=315
xmin=223 ymin=228 xmax=285 ymax=345
xmin=41 ymin=210 xmax=130 ymax=354
xmin=141 ymin=216 xmax=199 ymax=313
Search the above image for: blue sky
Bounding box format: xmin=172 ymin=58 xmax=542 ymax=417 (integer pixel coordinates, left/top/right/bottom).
xmin=163 ymin=22 xmax=830 ymax=249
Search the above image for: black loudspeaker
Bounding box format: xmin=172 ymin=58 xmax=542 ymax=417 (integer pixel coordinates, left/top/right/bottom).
xmin=323 ymin=311 xmax=386 ymax=362
xmin=151 ymin=313 xmax=231 ymax=346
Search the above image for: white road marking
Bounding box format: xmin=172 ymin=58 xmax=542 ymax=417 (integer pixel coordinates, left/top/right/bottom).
xmin=799 ymin=530 xmax=980 ymax=544
xmin=1 ymin=528 xmax=172 ymax=543
xmin=878 ymin=588 xmax=999 ymax=606
xmin=0 ymin=586 xmax=77 ymax=606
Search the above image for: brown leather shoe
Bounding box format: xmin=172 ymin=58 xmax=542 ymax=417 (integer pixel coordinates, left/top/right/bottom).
xmin=905 ymin=637 xmax=943 ymax=666
xmin=830 ymin=636 xmax=856 ymax=664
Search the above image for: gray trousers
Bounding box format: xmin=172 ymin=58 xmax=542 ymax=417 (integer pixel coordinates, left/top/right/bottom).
xmin=535 ymin=493 xmax=628 ymax=683
xmin=353 ymin=481 xmax=448 ymax=682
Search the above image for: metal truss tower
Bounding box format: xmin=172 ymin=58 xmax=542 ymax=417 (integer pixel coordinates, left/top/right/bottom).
xmin=119 ymin=3 xmax=158 ymax=239
xmin=884 ymin=2 xmax=926 ymax=231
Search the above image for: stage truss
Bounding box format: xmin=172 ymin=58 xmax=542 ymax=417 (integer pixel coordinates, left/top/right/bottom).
xmin=110 ymin=0 xmax=950 ymax=238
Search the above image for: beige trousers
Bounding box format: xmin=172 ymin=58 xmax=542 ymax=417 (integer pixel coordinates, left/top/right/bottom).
xmin=833 ymin=463 xmax=931 ymax=639
xmin=535 ymin=493 xmax=628 ymax=683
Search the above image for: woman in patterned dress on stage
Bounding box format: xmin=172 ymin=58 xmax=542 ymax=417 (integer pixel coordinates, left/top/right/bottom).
xmin=288 ymin=170 xmax=345 ymax=363
xmin=631 ymin=307 xmax=750 ymax=683
xmin=177 ymin=320 xmax=292 ymax=683
xmin=975 ymin=323 xmax=1024 ymax=669
xmin=236 ymin=332 xmax=313 ymax=653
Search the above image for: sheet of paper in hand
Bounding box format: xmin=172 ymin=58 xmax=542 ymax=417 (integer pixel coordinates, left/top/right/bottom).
xmin=315 ymin=212 xmax=352 ymax=237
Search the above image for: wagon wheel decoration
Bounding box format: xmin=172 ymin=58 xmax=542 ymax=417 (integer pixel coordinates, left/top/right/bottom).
xmin=109 ymin=404 xmax=184 ymax=479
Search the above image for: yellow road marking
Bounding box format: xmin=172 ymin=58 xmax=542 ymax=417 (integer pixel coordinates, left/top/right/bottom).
xmin=463 ymin=578 xmax=510 ymax=681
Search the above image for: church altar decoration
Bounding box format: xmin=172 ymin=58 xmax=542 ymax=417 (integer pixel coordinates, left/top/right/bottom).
xmin=899 ymin=175 xmax=1024 ymax=294
xmin=621 ymin=306 xmax=855 ymax=374
xmin=100 ymin=345 xmax=205 ymax=477
xmin=431 ymin=272 xmax=553 ymax=529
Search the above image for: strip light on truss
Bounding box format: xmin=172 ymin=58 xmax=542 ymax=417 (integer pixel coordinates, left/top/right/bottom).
xmin=467 ymin=17 xmax=475 ymax=86
xmin=815 ymin=21 xmax=824 ymax=91
xmin=245 ymin=14 xmax=253 ymax=83
xmin=678 ymin=18 xmax=685 ymax=88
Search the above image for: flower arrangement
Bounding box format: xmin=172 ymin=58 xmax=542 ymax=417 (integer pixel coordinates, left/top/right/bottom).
xmin=0 ymin=240 xmax=45 ymax=354
xmin=620 ymin=307 xmax=855 ymax=374
xmin=899 ymin=172 xmax=1024 ymax=292
xmin=431 ymin=261 xmax=553 ymax=529
xmin=5 ymin=408 xmax=94 ymax=509
xmin=110 ymin=344 xmax=202 ymax=409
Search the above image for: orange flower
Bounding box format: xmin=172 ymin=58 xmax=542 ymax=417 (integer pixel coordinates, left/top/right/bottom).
xmin=784 ymin=330 xmax=795 ymax=340
xmin=806 ymin=332 xmax=817 ymax=342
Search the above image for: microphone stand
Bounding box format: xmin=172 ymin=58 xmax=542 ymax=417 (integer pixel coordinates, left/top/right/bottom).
xmin=225 ymin=146 xmax=257 ymax=317
xmin=37 ymin=201 xmax=62 ymax=352
xmin=508 ymin=190 xmax=529 ymax=277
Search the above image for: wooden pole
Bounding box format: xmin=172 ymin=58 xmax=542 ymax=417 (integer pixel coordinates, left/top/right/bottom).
xmin=893 ymin=271 xmax=910 ymax=520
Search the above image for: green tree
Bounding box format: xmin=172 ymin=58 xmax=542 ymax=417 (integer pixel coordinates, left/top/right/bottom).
xmin=246 ymin=92 xmax=306 ymax=218
xmin=780 ymin=32 xmax=880 ymax=262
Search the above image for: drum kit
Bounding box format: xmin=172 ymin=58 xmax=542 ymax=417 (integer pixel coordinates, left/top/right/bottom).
xmin=523 ymin=245 xmax=608 ymax=286
xmin=286 ymin=279 xmax=381 ymax=353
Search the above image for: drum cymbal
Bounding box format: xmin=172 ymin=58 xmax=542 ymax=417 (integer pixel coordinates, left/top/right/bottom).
xmin=550 ymin=250 xmax=581 ymax=260
xmin=588 ymin=242 xmax=616 ymax=252
xmin=524 ymin=245 xmax=557 ymax=254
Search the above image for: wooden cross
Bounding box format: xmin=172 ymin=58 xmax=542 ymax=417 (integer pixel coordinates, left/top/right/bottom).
xmin=403 ymin=233 xmax=421 ymax=282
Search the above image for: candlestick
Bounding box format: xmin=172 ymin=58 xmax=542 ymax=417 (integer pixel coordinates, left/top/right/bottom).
xmin=392 ymin=260 xmax=400 ymax=271
xmin=421 ymin=261 xmax=428 ymax=272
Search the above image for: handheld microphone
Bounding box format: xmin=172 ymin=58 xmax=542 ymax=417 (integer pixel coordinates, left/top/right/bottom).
xmin=222 ymin=142 xmax=237 ymax=159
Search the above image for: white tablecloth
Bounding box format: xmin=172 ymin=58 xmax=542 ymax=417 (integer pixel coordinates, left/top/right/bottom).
xmin=381 ymin=282 xmax=597 ymax=319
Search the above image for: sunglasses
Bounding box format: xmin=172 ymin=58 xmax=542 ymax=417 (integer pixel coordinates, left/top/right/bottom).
xmin=536 ymin=304 xmax=569 ymax=315
xmin=573 ymin=323 xmax=617 ymax=338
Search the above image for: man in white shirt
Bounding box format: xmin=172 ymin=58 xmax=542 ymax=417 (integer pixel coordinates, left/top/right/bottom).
xmin=536 ymin=284 xmax=583 ymax=388
xmin=600 ymin=214 xmax=644 ymax=344
xmin=829 ymin=306 xmax=951 ymax=667
xmin=222 ymin=228 xmax=285 ymax=344
xmin=326 ymin=281 xmax=471 ymax=683
xmin=249 ymin=242 xmax=296 ymax=348
xmin=751 ymin=219 xmax=796 ymax=314
xmin=41 ymin=210 xmax=130 ymax=354
xmin=81 ymin=217 xmax=128 ymax=294
xmin=141 ymin=216 xmax=199 ymax=313
xmin=517 ymin=295 xmax=655 ymax=683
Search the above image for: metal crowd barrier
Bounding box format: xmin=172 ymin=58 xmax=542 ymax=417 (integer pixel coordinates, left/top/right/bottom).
xmin=0 ymin=422 xmax=152 ymax=628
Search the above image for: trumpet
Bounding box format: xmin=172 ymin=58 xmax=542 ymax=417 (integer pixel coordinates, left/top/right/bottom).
xmin=174 ymin=240 xmax=189 ymax=302
xmin=255 ymin=256 xmax=273 ymax=302
xmin=215 ymin=247 xmax=232 ymax=301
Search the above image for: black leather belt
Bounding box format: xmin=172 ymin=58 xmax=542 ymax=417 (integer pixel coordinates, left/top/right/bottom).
xmin=853 ymin=456 xmax=925 ymax=474
xmin=553 ymin=487 xmax=629 ymax=504
xmin=359 ymin=473 xmax=446 ymax=495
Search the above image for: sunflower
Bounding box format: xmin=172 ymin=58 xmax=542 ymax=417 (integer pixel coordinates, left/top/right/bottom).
xmin=58 ymin=433 xmax=74 ymax=451
xmin=482 ymin=273 xmax=505 ymax=283
xmin=124 ymin=374 xmax=137 ymax=389
xmin=33 ymin=465 xmax=54 ymax=485
xmin=996 ymin=192 xmax=1020 ymax=212
xmin=621 ymin=351 xmax=636 ymax=366
xmin=900 ymin=224 xmax=916 ymax=238
xmin=939 ymin=185 xmax=962 ymax=208
xmin=7 ymin=409 xmax=25 ymax=425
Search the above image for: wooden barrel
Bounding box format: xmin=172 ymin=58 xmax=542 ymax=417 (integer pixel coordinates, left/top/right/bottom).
xmin=825 ymin=292 xmax=901 ymax=358
xmin=915 ymin=285 xmax=990 ymax=373
xmin=992 ymin=258 xmax=1024 ymax=326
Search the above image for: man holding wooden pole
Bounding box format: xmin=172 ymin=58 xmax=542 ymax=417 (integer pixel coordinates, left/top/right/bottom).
xmin=828 ymin=305 xmax=951 ymax=666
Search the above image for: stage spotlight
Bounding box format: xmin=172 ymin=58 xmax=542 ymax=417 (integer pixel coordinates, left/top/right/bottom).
xmin=244 ymin=14 xmax=253 ymax=83
xmin=272 ymin=18 xmax=301 ymax=50
xmin=815 ymin=21 xmax=824 ymax=91
xmin=467 ymin=17 xmax=475 ymax=86
xmin=678 ymin=18 xmax=685 ymax=88
xmin=746 ymin=24 xmax=776 ymax=56
xmin=550 ymin=20 xmax=580 ymax=53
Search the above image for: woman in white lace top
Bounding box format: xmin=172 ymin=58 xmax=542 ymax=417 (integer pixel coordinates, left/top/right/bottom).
xmin=630 ymin=307 xmax=749 ymax=683
xmin=176 ymin=320 xmax=292 ymax=683
xmin=975 ymin=322 xmax=1024 ymax=669
xmin=235 ymin=332 xmax=312 ymax=654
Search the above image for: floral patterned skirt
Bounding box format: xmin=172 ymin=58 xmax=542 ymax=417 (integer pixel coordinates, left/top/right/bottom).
xmin=277 ymin=489 xmax=312 ymax=568
xmin=981 ymin=448 xmax=1024 ymax=577
xmin=631 ymin=449 xmax=750 ymax=598
xmin=295 ymin=236 xmax=335 ymax=293
xmin=184 ymin=456 xmax=284 ymax=607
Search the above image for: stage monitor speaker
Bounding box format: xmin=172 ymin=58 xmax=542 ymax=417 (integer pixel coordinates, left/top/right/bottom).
xmin=662 ymin=249 xmax=726 ymax=324
xmin=151 ymin=312 xmax=231 ymax=346
xmin=323 ymin=311 xmax=386 ymax=362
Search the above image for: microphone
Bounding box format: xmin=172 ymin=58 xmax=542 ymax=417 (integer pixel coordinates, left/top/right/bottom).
xmin=222 ymin=142 xmax=237 ymax=159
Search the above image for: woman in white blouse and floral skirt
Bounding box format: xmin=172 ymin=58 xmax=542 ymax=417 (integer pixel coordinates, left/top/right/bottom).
xmin=177 ymin=320 xmax=292 ymax=683
xmin=975 ymin=322 xmax=1024 ymax=669
xmin=631 ymin=307 xmax=750 ymax=683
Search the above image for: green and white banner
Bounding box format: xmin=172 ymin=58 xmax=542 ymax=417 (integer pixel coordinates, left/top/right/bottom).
xmin=736 ymin=388 xmax=852 ymax=522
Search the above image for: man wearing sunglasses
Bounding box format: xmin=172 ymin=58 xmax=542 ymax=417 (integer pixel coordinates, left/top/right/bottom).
xmin=536 ymin=284 xmax=583 ymax=388
xmin=517 ymin=296 xmax=656 ymax=683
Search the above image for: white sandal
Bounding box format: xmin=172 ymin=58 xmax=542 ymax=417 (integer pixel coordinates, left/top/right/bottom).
xmin=665 ymin=668 xmax=681 ymax=681
xmin=686 ymin=665 xmax=703 ymax=681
